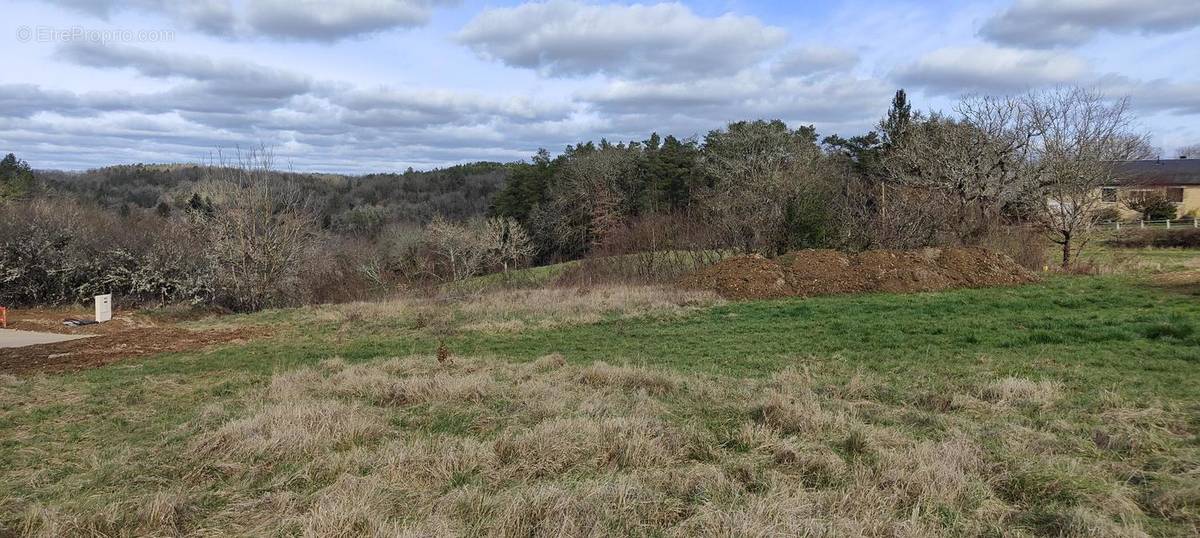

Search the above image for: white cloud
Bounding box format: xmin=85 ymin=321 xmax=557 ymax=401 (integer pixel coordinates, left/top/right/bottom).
xmin=581 ymin=70 xmax=892 ymax=137
xmin=3 ymin=43 xmax=584 ymax=172
xmin=330 ymin=85 xmax=572 ymax=128
xmin=39 ymin=0 xmax=456 ymax=41
xmin=894 ymin=45 xmax=1089 ymax=96
xmin=771 ymin=46 xmax=859 ymax=78
xmin=981 ymin=0 xmax=1200 ymax=48
xmin=55 ymin=42 xmax=312 ymax=100
xmin=244 ymin=0 xmax=458 ymax=41
xmin=457 ymin=0 xmax=788 ymax=79
xmin=9 ymin=0 xmax=1199 ymax=172
xmin=1097 ymin=74 xmax=1200 ymax=115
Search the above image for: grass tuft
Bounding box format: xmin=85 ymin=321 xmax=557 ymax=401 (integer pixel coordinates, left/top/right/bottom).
xmin=980 ymin=377 xmax=1062 ymax=407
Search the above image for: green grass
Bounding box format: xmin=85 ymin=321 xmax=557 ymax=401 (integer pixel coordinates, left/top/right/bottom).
xmin=1075 ymin=244 xmax=1200 ymax=273
xmin=21 ymin=274 xmax=1197 ymax=420
xmin=307 ymin=276 xmax=1198 ymax=401
xmin=57 ymin=274 xmax=1196 ymax=407
xmin=2 ymin=272 xmax=1199 ymax=535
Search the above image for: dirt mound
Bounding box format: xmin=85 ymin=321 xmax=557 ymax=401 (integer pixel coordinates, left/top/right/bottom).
xmin=680 ymin=247 xmax=1037 ymax=300
xmin=677 ymin=254 xmax=792 ymax=300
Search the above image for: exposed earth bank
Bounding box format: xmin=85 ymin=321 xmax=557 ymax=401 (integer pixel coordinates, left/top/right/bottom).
xmin=679 ymin=247 xmax=1038 ymax=300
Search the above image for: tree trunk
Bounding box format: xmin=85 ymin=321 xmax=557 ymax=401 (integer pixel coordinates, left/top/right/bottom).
xmin=1060 ymin=231 xmax=1072 ymax=269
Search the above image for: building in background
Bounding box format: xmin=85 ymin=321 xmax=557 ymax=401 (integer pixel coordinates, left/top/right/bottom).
xmin=1099 ymin=158 xmax=1200 ymax=219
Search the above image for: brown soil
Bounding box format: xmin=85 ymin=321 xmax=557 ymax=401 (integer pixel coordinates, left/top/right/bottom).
xmin=0 ymin=309 xmax=266 ymax=375
xmin=1148 ymin=270 xmax=1200 ymax=296
xmin=679 ymin=247 xmax=1038 ymax=300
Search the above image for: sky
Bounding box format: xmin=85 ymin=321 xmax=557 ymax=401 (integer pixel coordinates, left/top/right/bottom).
xmin=1 ymin=0 xmax=1198 ymax=173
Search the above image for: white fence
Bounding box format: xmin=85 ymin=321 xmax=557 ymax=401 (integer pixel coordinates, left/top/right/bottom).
xmin=1094 ymin=218 xmax=1199 ymax=231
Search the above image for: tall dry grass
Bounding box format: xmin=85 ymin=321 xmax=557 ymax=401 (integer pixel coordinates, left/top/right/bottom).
xmin=312 ymin=284 xmax=723 ymax=334
xmin=7 ymin=356 xmax=1190 ymax=537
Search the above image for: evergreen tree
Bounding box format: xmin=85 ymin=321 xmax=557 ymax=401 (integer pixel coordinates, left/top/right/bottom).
xmin=490 ymin=149 xmax=559 ymax=224
xmin=880 ymin=89 xmax=912 ymax=148
xmin=187 ymin=192 xmax=215 ymax=218
xmin=657 ymin=135 xmax=703 ymax=211
xmin=0 ymin=153 xmax=34 ymax=201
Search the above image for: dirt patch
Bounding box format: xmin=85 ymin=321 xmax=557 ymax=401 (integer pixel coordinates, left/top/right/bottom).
xmin=0 ymin=310 xmax=265 ymax=375
xmin=680 ymin=247 xmax=1038 ymax=300
xmin=1148 ymin=270 xmax=1200 ymax=296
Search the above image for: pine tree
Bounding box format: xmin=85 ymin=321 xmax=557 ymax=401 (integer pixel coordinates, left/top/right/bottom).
xmin=0 ymin=153 xmax=34 ymax=201
xmin=880 ymin=89 xmax=912 ymax=147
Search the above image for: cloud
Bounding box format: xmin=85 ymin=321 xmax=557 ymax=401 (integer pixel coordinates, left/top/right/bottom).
xmin=244 ymin=0 xmax=458 ymax=41
xmin=0 ymin=84 xmax=84 ymax=118
xmin=332 ymin=86 xmax=570 ymax=128
xmin=39 ymin=0 xmax=455 ymax=41
xmin=457 ymin=0 xmax=788 ymax=79
xmin=4 ymin=42 xmax=587 ymax=172
xmin=771 ymin=46 xmax=859 ymax=78
xmin=55 ymin=42 xmax=312 ymax=100
xmin=893 ymin=45 xmax=1089 ymax=96
xmin=981 ymin=0 xmax=1200 ymax=48
xmin=1096 ymin=74 xmax=1200 ymax=116
xmin=581 ymin=70 xmax=892 ymax=138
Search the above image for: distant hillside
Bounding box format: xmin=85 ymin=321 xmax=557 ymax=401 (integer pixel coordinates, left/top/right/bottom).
xmin=34 ymin=162 xmax=509 ymax=234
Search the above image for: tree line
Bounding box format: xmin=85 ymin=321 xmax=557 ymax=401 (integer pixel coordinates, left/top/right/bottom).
xmin=490 ymin=87 xmax=1150 ymax=269
xmin=0 ymin=85 xmax=1153 ymax=311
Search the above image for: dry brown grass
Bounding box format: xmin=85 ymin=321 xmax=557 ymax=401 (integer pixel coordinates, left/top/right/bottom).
xmin=576 ymin=361 xmax=681 ymax=395
xmin=6 ymin=355 xmax=1195 ymax=537
xmin=311 ymin=284 xmax=722 ymax=334
xmin=980 ymin=376 xmax=1062 ymax=407
xmin=189 ymin=398 xmax=385 ymax=465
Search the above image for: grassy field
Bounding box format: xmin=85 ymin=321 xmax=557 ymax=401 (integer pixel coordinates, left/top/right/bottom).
xmin=2 ymin=255 xmax=1198 ymax=535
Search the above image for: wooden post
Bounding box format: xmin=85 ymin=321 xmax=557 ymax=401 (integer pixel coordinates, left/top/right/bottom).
xmin=880 ymin=181 xmax=886 ymax=222
xmin=1140 ymin=220 xmax=1145 ymax=229
xmin=1166 ymin=219 xmax=1171 ymax=229
xmin=1115 ymin=221 xmax=1120 ymax=231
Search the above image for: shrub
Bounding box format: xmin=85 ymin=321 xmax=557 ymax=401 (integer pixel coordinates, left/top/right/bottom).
xmin=197 ymin=169 xmax=319 ymax=312
xmin=1124 ymin=193 xmax=1177 ymax=221
xmin=0 ymin=198 xmax=211 ymax=307
xmin=1091 ymin=206 xmax=1123 ymax=223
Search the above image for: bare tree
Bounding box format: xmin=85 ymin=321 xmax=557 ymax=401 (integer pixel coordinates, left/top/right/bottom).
xmin=1178 ymin=143 xmax=1200 ymax=159
xmin=834 ymin=174 xmax=953 ymax=250
xmin=1024 ymin=87 xmax=1148 ymax=268
xmin=481 ymin=216 xmax=535 ymax=274
xmin=885 ymin=96 xmax=1034 ymax=244
xmin=424 ymin=216 xmax=487 ymax=282
xmin=700 ymin=120 xmax=823 ymax=255
xmin=197 ymin=147 xmax=318 ymax=311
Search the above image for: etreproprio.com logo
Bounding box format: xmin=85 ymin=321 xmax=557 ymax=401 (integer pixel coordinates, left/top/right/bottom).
xmin=16 ymin=25 xmax=175 ymax=44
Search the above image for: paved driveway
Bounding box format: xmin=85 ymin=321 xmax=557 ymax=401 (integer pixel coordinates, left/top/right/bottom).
xmin=0 ymin=329 xmax=94 ymax=348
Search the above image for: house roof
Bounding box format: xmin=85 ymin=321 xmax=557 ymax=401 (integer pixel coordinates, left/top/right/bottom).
xmin=1114 ymin=159 xmax=1200 ymax=186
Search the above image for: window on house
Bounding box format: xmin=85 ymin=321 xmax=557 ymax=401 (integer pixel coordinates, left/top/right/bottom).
xmin=1167 ymin=187 xmax=1184 ymax=203
xmin=1101 ymin=187 xmax=1117 ymax=202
